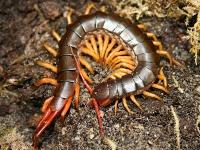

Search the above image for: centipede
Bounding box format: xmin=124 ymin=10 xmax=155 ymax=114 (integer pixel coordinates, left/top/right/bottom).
xmin=33 ymin=3 xmax=183 ymax=150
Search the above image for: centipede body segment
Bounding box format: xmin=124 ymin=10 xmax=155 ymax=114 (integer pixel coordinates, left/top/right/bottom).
xmin=33 ymin=3 xmax=183 ymax=150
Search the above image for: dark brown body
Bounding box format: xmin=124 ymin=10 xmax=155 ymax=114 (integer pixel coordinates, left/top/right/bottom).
xmin=57 ymin=11 xmax=159 ymax=106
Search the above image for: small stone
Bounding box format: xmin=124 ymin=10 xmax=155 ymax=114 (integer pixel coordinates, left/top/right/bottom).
xmin=114 ymin=124 xmax=120 ymax=129
xmin=89 ymin=134 xmax=94 ymax=139
xmin=75 ymin=136 xmax=80 ymax=141
xmin=61 ymin=127 xmax=68 ymax=135
xmin=196 ymin=85 xmax=200 ymax=95
xmin=148 ymin=140 xmax=153 ymax=145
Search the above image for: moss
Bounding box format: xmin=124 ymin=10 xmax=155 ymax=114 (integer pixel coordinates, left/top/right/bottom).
xmin=109 ymin=0 xmax=200 ymax=64
xmin=183 ymin=0 xmax=200 ymax=65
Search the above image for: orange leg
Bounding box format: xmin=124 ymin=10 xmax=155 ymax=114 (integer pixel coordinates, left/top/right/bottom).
xmin=71 ymin=49 xmax=104 ymax=137
xmin=36 ymin=61 xmax=57 ymax=73
xmin=66 ymin=9 xmax=73 ymax=24
xmin=151 ymin=83 xmax=169 ymax=94
xmin=41 ymin=96 xmax=54 ymax=113
xmin=43 ymin=42 xmax=58 ymax=57
xmin=143 ymin=91 xmax=162 ymax=101
xmin=79 ymin=56 xmax=94 ymax=74
xmin=137 ymin=24 xmax=147 ymax=31
xmin=114 ymin=100 xmax=119 ymax=115
xmin=74 ymin=82 xmax=80 ymax=110
xmin=85 ymin=3 xmax=96 ymax=15
xmin=122 ymin=97 xmax=134 ymax=114
xmin=60 ymin=96 xmax=73 ymax=122
xmin=51 ymin=29 xmax=61 ymax=42
xmin=157 ymin=67 xmax=167 ymax=88
xmin=35 ymin=78 xmax=58 ymax=86
xmin=153 ymin=41 xmax=184 ymax=67
xmin=130 ymin=95 xmax=142 ymax=110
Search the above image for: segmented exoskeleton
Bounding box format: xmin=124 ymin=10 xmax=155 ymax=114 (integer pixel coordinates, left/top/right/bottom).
xmin=33 ymin=3 xmax=183 ymax=150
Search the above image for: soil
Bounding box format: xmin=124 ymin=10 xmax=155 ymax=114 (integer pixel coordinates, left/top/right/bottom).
xmin=0 ymin=0 xmax=199 ymax=150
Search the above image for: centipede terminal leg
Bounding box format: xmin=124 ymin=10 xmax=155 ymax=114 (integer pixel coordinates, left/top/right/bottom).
xmin=60 ymin=97 xmax=73 ymax=122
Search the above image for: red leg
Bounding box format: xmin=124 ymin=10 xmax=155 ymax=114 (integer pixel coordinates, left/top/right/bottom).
xmin=33 ymin=107 xmax=61 ymax=150
xmin=71 ymin=48 xmax=104 ymax=137
xmin=91 ymin=98 xmax=104 ymax=137
xmin=70 ymin=48 xmax=93 ymax=93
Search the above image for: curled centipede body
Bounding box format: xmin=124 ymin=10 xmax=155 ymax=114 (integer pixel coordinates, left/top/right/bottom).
xmin=33 ymin=3 xmax=183 ymax=150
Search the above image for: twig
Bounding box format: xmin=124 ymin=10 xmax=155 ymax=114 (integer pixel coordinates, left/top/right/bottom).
xmin=170 ymin=106 xmax=181 ymax=150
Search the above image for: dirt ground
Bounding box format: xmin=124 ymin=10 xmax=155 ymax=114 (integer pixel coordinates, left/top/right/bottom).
xmin=0 ymin=0 xmax=200 ymax=150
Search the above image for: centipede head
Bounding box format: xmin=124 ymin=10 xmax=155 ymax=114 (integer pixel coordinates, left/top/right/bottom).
xmin=92 ymin=81 xmax=114 ymax=107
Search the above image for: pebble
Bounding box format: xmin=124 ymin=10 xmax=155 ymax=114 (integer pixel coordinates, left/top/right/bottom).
xmin=196 ymin=85 xmax=200 ymax=95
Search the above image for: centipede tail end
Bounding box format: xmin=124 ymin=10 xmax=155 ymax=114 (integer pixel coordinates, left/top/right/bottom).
xmin=33 ymin=107 xmax=61 ymax=150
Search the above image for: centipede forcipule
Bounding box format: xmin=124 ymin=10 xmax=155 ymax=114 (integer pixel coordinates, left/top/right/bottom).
xmin=33 ymin=3 xmax=183 ymax=149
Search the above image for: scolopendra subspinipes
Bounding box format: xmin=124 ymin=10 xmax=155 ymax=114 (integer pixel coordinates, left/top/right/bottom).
xmin=33 ymin=3 xmax=184 ymax=149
